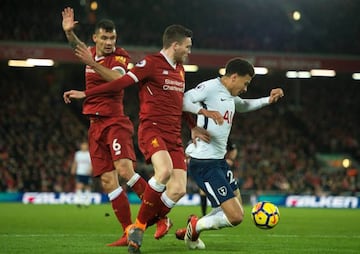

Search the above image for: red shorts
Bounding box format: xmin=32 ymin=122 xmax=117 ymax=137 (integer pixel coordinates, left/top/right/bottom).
xmin=138 ymin=121 xmax=186 ymax=170
xmin=88 ymin=116 xmax=136 ymax=177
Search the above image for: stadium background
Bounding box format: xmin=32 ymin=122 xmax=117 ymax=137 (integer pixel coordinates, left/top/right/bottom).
xmin=0 ymin=0 xmax=359 ymax=208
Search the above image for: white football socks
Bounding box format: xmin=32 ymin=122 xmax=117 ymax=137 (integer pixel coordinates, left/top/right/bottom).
xmin=196 ymin=210 xmax=233 ymax=232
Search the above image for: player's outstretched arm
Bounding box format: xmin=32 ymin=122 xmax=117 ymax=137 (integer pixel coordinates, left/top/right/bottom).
xmin=268 ymin=88 xmax=284 ymax=103
xmin=235 ymin=88 xmax=284 ymax=113
xmin=63 ymin=90 xmax=86 ymax=104
xmin=62 ymin=7 xmax=83 ymax=49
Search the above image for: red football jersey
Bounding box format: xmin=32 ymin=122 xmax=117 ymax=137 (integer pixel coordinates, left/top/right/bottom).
xmin=83 ymin=46 xmax=130 ymax=117
xmin=85 ymin=52 xmax=186 ymax=135
xmin=131 ymin=52 xmax=185 ymax=134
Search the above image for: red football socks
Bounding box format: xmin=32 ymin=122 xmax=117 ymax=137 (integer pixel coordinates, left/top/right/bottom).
xmin=111 ymin=191 xmax=132 ymax=230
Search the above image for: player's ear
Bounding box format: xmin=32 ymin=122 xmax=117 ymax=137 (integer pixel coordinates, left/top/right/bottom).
xmin=172 ymin=41 xmax=180 ymax=51
xmin=92 ymin=34 xmax=97 ymax=43
xmin=230 ymin=73 xmax=238 ymax=82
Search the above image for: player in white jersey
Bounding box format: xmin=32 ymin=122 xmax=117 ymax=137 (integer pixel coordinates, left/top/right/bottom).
xmin=180 ymin=57 xmax=284 ymax=249
xmin=71 ymin=141 xmax=92 ymax=206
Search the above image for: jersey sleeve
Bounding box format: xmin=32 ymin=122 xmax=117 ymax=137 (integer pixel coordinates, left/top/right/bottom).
xmin=85 ymin=74 xmax=135 ymax=97
xmin=183 ymin=81 xmax=213 ymax=114
xmin=85 ymin=56 xmax=154 ymax=97
xmin=126 ymin=56 xmax=155 ymax=82
xmin=110 ymin=50 xmax=130 ymax=75
xmin=234 ymin=96 xmax=270 ymax=112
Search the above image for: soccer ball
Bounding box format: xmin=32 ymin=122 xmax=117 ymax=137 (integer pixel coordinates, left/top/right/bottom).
xmin=251 ymin=201 xmax=280 ymax=229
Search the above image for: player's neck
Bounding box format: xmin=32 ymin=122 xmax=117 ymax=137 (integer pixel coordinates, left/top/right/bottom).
xmin=160 ymin=49 xmax=176 ymax=67
xmin=220 ymin=76 xmax=231 ymax=91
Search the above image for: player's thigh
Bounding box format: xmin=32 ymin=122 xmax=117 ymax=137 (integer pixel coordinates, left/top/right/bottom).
xmin=189 ymin=159 xmax=235 ymax=207
xmin=148 ymin=150 xmax=173 ymax=184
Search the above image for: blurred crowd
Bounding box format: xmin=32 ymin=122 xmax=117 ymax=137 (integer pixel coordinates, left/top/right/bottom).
xmin=0 ymin=65 xmax=359 ymax=196
xmin=1 ymin=0 xmax=360 ymax=55
xmin=0 ymin=0 xmax=359 ymax=196
xmin=230 ymin=77 xmax=360 ymax=196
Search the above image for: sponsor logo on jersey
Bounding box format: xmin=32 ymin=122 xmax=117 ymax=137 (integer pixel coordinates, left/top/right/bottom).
xmin=163 ymin=79 xmax=185 ymax=92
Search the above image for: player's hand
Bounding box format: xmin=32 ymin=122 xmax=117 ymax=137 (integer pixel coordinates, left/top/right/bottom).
xmin=269 ymin=88 xmax=284 ymax=103
xmin=63 ymin=90 xmax=86 ymax=104
xmin=199 ymin=109 xmax=224 ymax=125
xmin=191 ymin=126 xmax=211 ymax=144
xmin=75 ymin=42 xmax=94 ymax=66
xmin=62 ymin=7 xmax=78 ymax=32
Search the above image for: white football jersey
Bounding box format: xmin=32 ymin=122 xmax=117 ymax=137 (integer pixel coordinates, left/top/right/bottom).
xmin=74 ymin=150 xmax=92 ymax=176
xmin=183 ymin=77 xmax=269 ymax=159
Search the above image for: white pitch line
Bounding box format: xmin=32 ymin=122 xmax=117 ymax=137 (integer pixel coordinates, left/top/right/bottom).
xmin=267 ymin=234 xmax=360 ymax=239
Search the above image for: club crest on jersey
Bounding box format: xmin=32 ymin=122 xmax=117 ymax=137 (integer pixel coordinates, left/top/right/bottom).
xmin=162 ymin=70 xmax=169 ymax=75
xmin=136 ymin=59 xmax=146 ymax=67
xmin=151 ymin=138 xmax=159 ymax=148
xmin=217 ymin=186 xmax=227 ymax=196
xmin=115 ymin=56 xmax=127 ymax=65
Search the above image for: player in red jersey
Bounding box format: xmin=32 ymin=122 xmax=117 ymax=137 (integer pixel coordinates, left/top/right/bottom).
xmin=63 ymin=24 xmax=220 ymax=253
xmin=62 ymin=7 xmax=148 ymax=247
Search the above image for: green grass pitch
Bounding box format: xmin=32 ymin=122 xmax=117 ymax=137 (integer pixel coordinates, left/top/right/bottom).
xmin=1 ymin=203 xmax=359 ymax=253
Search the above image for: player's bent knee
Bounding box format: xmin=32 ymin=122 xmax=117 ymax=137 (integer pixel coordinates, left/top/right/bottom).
xmin=229 ymin=211 xmax=244 ymax=226
xmin=157 ymin=168 xmax=172 ymax=183
xmin=172 ymin=189 xmax=186 ymax=201
xmin=166 ymin=186 xmax=186 ymax=202
xmin=114 ymin=159 xmax=134 ymax=179
xmin=230 ymin=217 xmax=243 ymax=226
xmin=100 ymin=174 xmax=118 ymax=193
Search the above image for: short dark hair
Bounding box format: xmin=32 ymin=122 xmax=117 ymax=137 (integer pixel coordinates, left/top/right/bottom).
xmin=95 ymin=19 xmax=116 ymax=33
xmin=224 ymin=58 xmax=255 ymax=77
xmin=162 ymin=24 xmax=193 ymax=49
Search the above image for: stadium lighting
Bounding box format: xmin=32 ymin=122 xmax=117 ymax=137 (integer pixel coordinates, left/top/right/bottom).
xmin=254 ymin=67 xmax=268 ymax=75
xmin=286 ymin=71 xmax=297 ymax=78
xmin=292 ymin=11 xmax=301 ymax=21
xmin=8 ymin=60 xmax=34 ymax=67
xmin=219 ymin=67 xmax=267 ymax=76
xmin=297 ymin=71 xmax=311 ymax=78
xmin=184 ymin=64 xmax=199 ymax=72
xmin=342 ymin=158 xmax=351 ymax=168
xmin=310 ymin=69 xmax=336 ymax=77
xmin=352 ymin=73 xmax=360 ymax=80
xmin=26 ymin=58 xmax=54 ymax=67
xmin=8 ymin=59 xmax=54 ymax=67
xmin=90 ymin=1 xmax=98 ymax=11
xmin=219 ymin=68 xmax=225 ymax=75
xmin=286 ymin=71 xmax=311 ymax=79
